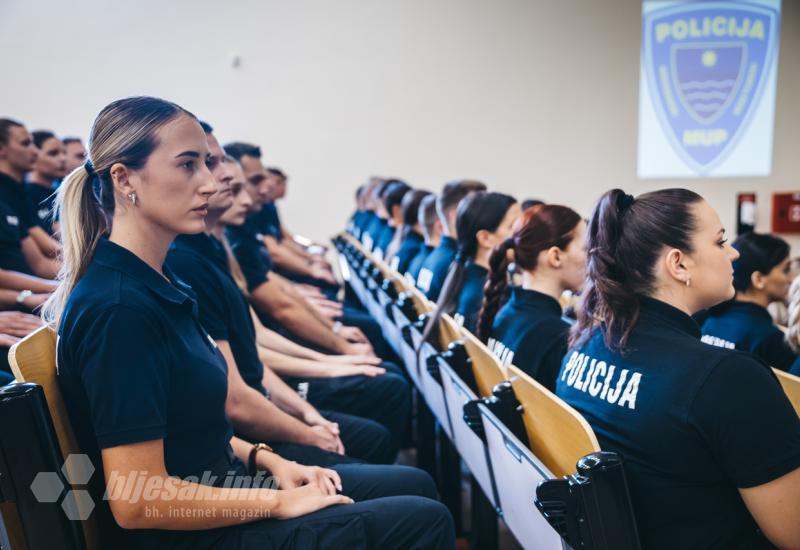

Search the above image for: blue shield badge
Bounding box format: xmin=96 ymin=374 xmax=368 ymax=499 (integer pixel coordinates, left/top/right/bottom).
xmin=642 ymin=2 xmax=779 ymax=174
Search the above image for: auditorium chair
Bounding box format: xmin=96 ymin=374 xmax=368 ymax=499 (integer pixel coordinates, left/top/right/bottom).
xmin=774 ymin=368 xmax=800 ymax=416
xmin=0 ymin=326 xmax=102 ymax=549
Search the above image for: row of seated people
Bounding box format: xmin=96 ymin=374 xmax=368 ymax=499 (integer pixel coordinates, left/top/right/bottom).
xmin=346 ymin=179 xmax=800 ymax=549
xmin=1 ymin=98 xmax=456 ymax=549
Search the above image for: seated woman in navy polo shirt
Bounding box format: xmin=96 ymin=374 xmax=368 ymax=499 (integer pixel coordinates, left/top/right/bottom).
xmin=476 ymin=204 xmax=585 ymax=391
xmin=701 ymin=232 xmax=800 ymax=374
xmin=420 ymin=191 xmax=518 ymax=341
xmin=47 ymin=96 xmax=454 ymax=549
xmin=557 ymin=188 xmax=800 ymax=549
xmin=388 ymin=189 xmax=430 ymax=274
xmin=372 ymin=180 xmax=410 ymax=261
xmin=416 ymin=180 xmax=486 ymax=301
xmin=404 ymin=193 xmax=439 ymax=284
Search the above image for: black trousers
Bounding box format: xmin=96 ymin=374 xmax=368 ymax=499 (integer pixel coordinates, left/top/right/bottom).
xmin=285 ymin=372 xmax=411 ymax=451
xmin=268 ymin=410 xmax=397 ymax=466
xmin=134 ymin=460 xmax=454 ymax=550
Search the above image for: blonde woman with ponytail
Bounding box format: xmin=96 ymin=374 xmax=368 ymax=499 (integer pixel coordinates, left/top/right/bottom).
xmin=48 ymin=97 xmax=453 ymax=549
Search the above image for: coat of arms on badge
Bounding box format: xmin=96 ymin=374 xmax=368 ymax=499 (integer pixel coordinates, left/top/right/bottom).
xmin=640 ymin=1 xmax=780 ymax=176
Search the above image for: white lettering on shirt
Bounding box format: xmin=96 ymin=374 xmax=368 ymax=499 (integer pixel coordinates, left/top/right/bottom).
xmin=701 ymin=334 xmax=736 ymax=350
xmin=6 ymin=215 xmax=18 ymax=226
xmin=488 ymin=337 xmax=515 ymax=367
xmin=417 ymin=268 xmax=433 ymax=292
xmin=562 ymin=351 xmax=642 ymax=410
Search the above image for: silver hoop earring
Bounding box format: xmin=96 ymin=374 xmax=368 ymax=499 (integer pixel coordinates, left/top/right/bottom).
xmin=128 ymin=193 xmax=137 ymax=206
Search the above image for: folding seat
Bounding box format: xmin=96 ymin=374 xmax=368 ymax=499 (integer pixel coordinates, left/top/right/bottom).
xmin=0 ymin=326 xmax=107 ymax=549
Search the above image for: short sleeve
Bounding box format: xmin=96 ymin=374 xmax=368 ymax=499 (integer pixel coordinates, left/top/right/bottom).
xmin=226 ymin=224 xmax=271 ymax=291
xmin=78 ymin=306 xmax=171 ymax=449
xmin=167 ymin=252 xmax=229 ymax=341
xmin=690 ymin=354 xmax=800 ymax=488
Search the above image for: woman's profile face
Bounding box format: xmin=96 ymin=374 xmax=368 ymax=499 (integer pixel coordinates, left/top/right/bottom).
xmin=561 ymin=220 xmax=587 ymax=292
xmin=685 ymin=200 xmax=740 ymax=312
xmin=34 ymin=137 xmax=67 ymax=180
xmin=125 ymin=115 xmax=216 ymax=236
xmin=762 ymin=256 xmax=792 ymax=303
xmin=220 ymin=163 xmax=253 ymax=227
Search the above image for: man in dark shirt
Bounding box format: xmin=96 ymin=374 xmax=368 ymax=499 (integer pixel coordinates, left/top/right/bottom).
xmin=0 ymin=119 xmax=60 ymax=279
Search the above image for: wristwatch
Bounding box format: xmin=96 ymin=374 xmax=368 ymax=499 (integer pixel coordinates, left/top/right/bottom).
xmin=16 ymin=290 xmax=32 ymax=305
xmin=248 ymin=442 xmax=273 ymax=476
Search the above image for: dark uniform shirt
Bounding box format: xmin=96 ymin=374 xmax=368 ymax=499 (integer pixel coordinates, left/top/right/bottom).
xmin=25 ymin=181 xmax=57 ymax=235
xmin=488 ymin=287 xmax=568 ymax=391
xmin=417 ymin=236 xmax=458 ymax=301
xmin=556 ymin=296 xmax=800 ymax=550
xmin=405 ymin=244 xmax=433 ymax=285
xmin=251 ymin=201 xmax=283 ymax=241
xmin=701 ymin=300 xmax=800 ymax=375
xmin=372 ymin=223 xmax=396 ymax=260
xmin=168 ymin=233 xmax=268 ymax=396
xmin=362 ymin=215 xmax=387 ymax=252
xmin=453 ymin=262 xmax=488 ymax=333
xmin=226 ymin=218 xmax=273 ymax=291
xmin=58 ymin=239 xmax=234 ymax=483
xmin=391 ymin=231 xmax=424 ymax=276
xmin=0 ymin=171 xmax=34 ymax=274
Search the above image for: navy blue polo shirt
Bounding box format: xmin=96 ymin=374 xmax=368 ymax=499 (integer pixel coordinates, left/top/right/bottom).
xmin=58 ymin=239 xmax=234 ymax=480
xmin=373 ymin=223 xmax=396 ymax=259
xmin=405 ymin=244 xmax=433 ymax=284
xmin=556 ymin=296 xmax=800 ymax=550
xmin=226 ymin=218 xmax=273 ymax=292
xmin=251 ymin=201 xmax=283 ymax=241
xmin=167 ymin=233 xmax=268 ymax=396
xmin=362 ymin=215 xmax=387 ymax=252
xmin=488 ymin=287 xmax=568 ymax=391
xmin=0 ymin=171 xmax=34 ymax=274
xmin=701 ymin=300 xmax=800 ymax=375
xmin=453 ymin=262 xmax=488 ymax=333
xmin=391 ymin=231 xmax=424 ymax=275
xmin=417 ymin=236 xmax=458 ymax=301
xmin=25 ymin=182 xmax=57 ymax=235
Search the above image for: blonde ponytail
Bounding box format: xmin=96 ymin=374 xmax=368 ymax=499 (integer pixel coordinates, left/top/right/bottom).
xmin=41 ymin=165 xmax=108 ymax=327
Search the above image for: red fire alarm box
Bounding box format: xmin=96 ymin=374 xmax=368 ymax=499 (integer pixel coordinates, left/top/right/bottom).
xmin=772 ymin=193 xmax=800 ymax=234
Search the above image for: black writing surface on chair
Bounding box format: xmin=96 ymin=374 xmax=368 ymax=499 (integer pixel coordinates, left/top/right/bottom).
xmin=8 ymin=326 xmax=101 ymax=550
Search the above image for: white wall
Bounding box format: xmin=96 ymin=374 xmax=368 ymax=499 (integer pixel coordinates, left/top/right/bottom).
xmin=1 ymin=0 xmax=798 ymax=247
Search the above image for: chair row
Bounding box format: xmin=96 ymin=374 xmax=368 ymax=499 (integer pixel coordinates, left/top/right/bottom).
xmin=333 ymin=233 xmax=642 ymax=550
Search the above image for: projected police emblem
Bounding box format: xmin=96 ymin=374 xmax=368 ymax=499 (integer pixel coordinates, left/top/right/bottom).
xmin=642 ymin=2 xmax=779 ymax=174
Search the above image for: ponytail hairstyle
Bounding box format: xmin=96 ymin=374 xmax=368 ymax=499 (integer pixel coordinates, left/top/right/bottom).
xmin=571 ymin=188 xmax=703 ymax=352
xmin=419 ymin=191 xmax=516 ymax=348
xmin=41 ymin=96 xmax=196 ymax=327
xmin=475 ymin=204 xmax=582 ymax=342
xmin=730 ymin=232 xmax=789 ymax=292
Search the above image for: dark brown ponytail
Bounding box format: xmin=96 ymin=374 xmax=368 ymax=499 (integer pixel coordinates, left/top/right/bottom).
xmin=476 ymin=204 xmax=582 ymax=342
xmin=571 ymin=188 xmax=703 ymax=351
xmin=476 ymin=238 xmax=515 ymax=342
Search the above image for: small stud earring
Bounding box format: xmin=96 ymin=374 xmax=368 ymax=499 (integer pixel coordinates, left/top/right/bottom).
xmin=685 ymin=277 xmax=691 ymax=287
xmin=128 ymin=192 xmax=137 ymax=206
